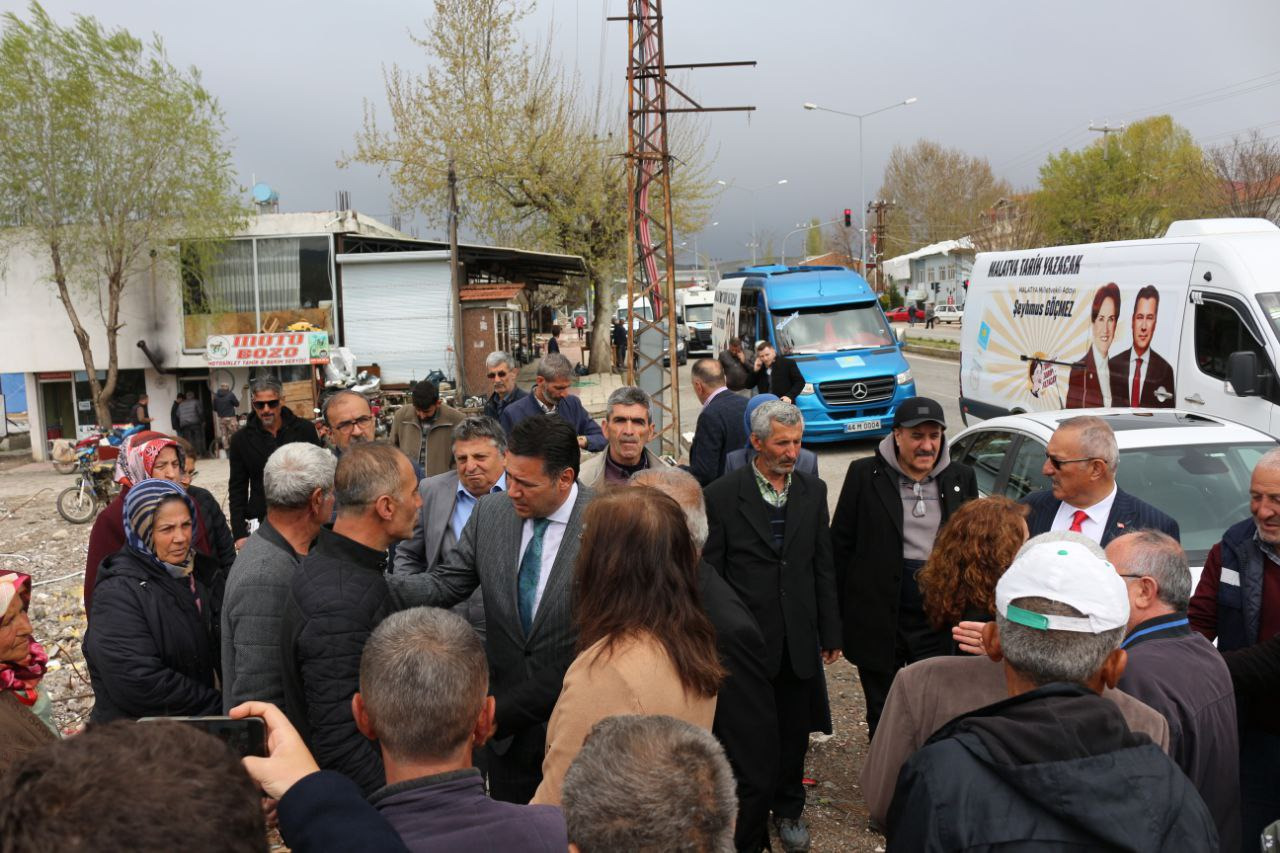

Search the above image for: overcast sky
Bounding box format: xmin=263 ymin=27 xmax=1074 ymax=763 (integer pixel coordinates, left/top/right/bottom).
xmin=6 ymin=0 xmax=1279 ymax=262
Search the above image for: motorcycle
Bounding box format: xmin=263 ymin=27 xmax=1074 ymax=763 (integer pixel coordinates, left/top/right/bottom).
xmin=56 ymin=446 xmax=119 ymax=524
xmin=50 ymin=423 xmax=147 ymax=474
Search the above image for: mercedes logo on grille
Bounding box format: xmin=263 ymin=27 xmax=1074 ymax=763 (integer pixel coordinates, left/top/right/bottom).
xmin=851 ymin=382 xmax=869 ymax=400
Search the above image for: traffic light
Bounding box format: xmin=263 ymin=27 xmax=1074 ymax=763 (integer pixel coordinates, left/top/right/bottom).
xmin=843 ymin=208 xmax=852 ymax=227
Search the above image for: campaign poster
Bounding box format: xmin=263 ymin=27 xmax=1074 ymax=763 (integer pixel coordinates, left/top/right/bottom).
xmin=962 ymin=243 xmax=1196 ymax=412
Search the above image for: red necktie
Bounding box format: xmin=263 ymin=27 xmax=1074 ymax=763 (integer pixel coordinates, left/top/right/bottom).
xmin=1070 ymin=510 xmax=1089 ymax=533
xmin=1131 ymin=356 xmax=1143 ymax=405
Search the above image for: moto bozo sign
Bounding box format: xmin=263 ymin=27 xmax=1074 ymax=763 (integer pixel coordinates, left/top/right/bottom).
xmin=204 ymin=332 xmax=330 ymax=367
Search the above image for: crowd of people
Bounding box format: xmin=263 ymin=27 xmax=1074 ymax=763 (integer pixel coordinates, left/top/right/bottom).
xmin=1 ymin=346 xmax=1279 ymax=852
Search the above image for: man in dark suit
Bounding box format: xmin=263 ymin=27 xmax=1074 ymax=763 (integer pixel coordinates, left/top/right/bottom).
xmin=687 ymin=358 xmax=749 ymax=487
xmin=752 ymin=341 xmax=805 ymax=402
xmin=831 ymin=396 xmax=978 ymax=736
xmin=703 ymin=400 xmax=841 ymax=853
xmin=500 ymin=353 xmax=605 ymax=452
xmin=387 ymin=415 xmax=590 ymax=804
xmin=633 ymin=466 xmax=778 ymax=853
xmin=1109 ymin=285 xmax=1176 ymax=407
xmin=1022 ymin=414 xmax=1179 ymax=545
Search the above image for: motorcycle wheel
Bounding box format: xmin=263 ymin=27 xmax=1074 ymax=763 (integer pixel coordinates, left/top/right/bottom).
xmin=56 ymin=485 xmax=99 ymax=524
xmin=53 ymin=460 xmax=78 ymax=475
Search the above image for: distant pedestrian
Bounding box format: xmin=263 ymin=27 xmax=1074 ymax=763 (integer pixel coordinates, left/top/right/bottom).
xmin=907 ymin=305 xmax=916 ymax=327
xmin=390 ymin=380 xmax=464 ymax=477
xmin=573 ymin=313 xmax=585 ymax=341
xmin=717 ymin=337 xmax=752 ymax=394
xmin=132 ymin=394 xmax=152 ymax=428
xmin=170 ymin=392 xmax=184 ymax=433
xmin=212 ymin=382 xmax=240 ymax=450
xmin=547 ymin=325 xmax=561 ymax=355
xmin=610 ymin=319 xmax=627 ymax=372
xmin=925 ymin=303 xmax=936 ymax=329
xmin=499 ymin=354 xmax=605 ymax=452
xmin=176 ymin=392 xmax=205 ymax=458
xmin=482 ymin=352 xmax=527 ymax=422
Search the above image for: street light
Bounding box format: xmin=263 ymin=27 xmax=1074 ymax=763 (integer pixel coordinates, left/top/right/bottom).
xmin=716 ymin=178 xmax=788 ymax=264
xmin=802 ymin=97 xmax=917 ymax=275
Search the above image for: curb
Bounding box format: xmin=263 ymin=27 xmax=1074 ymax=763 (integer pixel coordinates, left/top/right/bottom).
xmin=903 ymin=343 xmax=960 ymax=361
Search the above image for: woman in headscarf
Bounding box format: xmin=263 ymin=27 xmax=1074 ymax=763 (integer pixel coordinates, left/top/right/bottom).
xmin=0 ymin=572 xmax=58 ymax=773
xmin=83 ymin=432 xmax=220 ymax=616
xmin=83 ymin=479 xmax=225 ymax=722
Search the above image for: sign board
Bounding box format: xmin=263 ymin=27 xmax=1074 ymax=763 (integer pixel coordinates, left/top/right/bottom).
xmin=204 ymin=332 xmax=330 ymax=368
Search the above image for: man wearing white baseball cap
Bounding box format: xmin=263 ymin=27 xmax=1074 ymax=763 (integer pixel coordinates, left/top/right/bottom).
xmin=885 ymin=539 xmax=1217 ymax=852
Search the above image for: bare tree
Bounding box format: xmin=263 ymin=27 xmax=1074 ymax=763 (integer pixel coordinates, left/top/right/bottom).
xmin=1206 ymin=130 xmax=1280 ymax=222
xmin=970 ymin=193 xmax=1048 ymax=252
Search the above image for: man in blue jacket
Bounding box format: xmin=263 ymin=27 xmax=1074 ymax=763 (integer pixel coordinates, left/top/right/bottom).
xmin=500 ymin=353 xmax=605 ymax=452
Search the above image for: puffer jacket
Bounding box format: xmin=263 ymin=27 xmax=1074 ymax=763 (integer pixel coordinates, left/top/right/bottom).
xmin=84 ymin=548 xmax=225 ymax=722
xmin=281 ymin=527 xmax=393 ymax=794
xmin=227 ymin=406 xmax=321 ymax=539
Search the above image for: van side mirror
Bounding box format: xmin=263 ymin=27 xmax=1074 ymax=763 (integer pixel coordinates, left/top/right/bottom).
xmin=1228 ymin=351 xmax=1262 ymax=397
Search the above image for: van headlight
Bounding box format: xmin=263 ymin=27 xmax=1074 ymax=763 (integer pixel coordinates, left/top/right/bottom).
xmin=800 ymin=383 xmax=814 ymax=396
xmin=896 ymin=370 xmax=913 ymax=385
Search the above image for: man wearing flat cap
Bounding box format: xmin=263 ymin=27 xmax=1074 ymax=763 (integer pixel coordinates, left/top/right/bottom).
xmin=831 ymin=397 xmax=978 ymax=736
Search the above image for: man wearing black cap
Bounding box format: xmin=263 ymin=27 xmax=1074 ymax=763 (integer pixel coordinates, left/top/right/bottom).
xmin=831 ymin=397 xmax=978 ymax=736
xmin=390 ymin=380 xmax=464 ymax=478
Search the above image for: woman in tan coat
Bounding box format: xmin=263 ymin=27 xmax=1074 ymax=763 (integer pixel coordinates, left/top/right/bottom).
xmin=531 ymin=487 xmax=725 ymax=805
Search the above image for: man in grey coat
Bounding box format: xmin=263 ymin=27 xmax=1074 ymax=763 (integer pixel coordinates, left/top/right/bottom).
xmin=220 ymin=443 xmax=335 ymax=711
xmin=393 ymin=416 xmax=508 ymax=638
xmin=387 ymin=415 xmax=590 ymax=805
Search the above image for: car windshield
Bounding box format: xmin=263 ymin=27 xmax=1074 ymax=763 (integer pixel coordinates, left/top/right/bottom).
xmin=685 ymin=304 xmax=713 ymax=323
xmin=1116 ymin=442 xmax=1274 ymax=565
xmin=771 ymin=303 xmax=893 ymax=355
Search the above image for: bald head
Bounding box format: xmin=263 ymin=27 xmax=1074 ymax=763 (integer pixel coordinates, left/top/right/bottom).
xmin=631 ymin=467 xmax=708 ymax=551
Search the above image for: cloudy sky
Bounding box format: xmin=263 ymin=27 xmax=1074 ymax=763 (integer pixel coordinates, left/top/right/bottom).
xmin=5 ymin=0 xmax=1279 ymax=261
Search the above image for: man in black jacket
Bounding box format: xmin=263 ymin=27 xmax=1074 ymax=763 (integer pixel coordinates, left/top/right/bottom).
xmin=751 ymin=341 xmax=804 ymax=402
xmin=704 ymin=400 xmax=841 ymax=853
xmin=831 ymin=396 xmax=977 ymax=735
xmin=281 ymin=443 xmax=421 ymax=794
xmin=687 ymin=358 xmax=748 ymax=487
xmin=228 ymin=376 xmax=322 ymax=547
xmin=634 ymin=467 xmax=777 ymax=853
xmin=886 ymin=540 xmax=1218 ymax=851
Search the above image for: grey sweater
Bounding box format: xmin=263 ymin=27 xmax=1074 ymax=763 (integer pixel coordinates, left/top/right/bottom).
xmin=220 ymin=520 xmax=302 ymax=712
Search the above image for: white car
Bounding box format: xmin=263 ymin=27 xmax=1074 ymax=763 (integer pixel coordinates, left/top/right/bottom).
xmin=950 ymin=408 xmax=1276 ymax=578
xmin=934 ymin=304 xmax=963 ymax=324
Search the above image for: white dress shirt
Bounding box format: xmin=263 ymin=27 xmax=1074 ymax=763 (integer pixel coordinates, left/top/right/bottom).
xmin=517 ymin=482 xmax=578 ymax=616
xmin=1050 ymin=483 xmax=1118 ymax=544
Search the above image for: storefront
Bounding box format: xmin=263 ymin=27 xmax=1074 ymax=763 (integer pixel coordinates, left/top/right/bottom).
xmin=36 ymin=369 xmax=148 ymax=442
xmin=204 ymin=330 xmax=331 ymax=419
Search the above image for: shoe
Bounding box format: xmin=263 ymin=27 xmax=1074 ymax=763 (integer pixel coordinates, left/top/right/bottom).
xmin=773 ymin=816 xmax=811 ymax=852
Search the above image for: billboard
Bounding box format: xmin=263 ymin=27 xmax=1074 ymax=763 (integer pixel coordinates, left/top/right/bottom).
xmin=204 ymin=332 xmax=331 ymax=368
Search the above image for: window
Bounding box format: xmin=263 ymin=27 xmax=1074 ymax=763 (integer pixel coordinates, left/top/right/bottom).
xmin=1194 ymin=296 xmax=1270 ymax=382
xmin=74 ymin=369 xmax=147 ymax=428
xmin=953 ymin=429 xmax=1015 ymax=495
xmin=771 ymin=302 xmax=893 ymax=354
xmin=738 ymin=288 xmax=759 ymax=346
xmin=1005 ymin=436 xmax=1052 ymax=499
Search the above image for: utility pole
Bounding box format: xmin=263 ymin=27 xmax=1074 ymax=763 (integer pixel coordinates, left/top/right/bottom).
xmin=613 ymin=1 xmax=753 ymax=457
xmin=1088 ymin=123 xmax=1125 ymax=163
xmin=447 ymin=159 xmax=466 ymax=398
xmin=869 ymin=199 xmax=891 ymax=293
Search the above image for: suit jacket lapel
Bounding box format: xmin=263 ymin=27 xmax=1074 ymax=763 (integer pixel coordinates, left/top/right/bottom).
xmin=1101 ymin=490 xmax=1134 ymax=544
xmin=529 ymin=486 xmax=590 ymax=638
xmin=501 ymin=502 xmax=527 ymax=633
xmin=782 ymin=474 xmax=813 ymax=554
xmin=425 ymin=474 xmax=456 ymax=566
xmin=736 ymin=466 xmax=782 ymax=555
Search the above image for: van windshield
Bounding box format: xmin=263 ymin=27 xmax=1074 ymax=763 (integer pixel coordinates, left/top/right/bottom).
xmin=1257 ymin=292 xmax=1280 ymax=341
xmin=685 ymin=304 xmax=713 ymax=324
xmin=772 ymin=303 xmax=893 ymax=354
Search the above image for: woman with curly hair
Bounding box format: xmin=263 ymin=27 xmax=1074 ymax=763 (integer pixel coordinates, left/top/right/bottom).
xmin=917 ymin=495 xmax=1029 ymax=651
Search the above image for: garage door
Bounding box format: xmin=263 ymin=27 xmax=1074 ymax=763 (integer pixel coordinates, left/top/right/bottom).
xmin=337 ymin=251 xmax=452 ymax=384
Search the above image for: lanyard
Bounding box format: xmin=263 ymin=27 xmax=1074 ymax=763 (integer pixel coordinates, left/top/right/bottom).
xmin=1121 ymin=617 xmax=1189 ymax=649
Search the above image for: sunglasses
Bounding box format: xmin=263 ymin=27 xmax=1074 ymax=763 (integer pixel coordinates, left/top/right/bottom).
xmin=252 ymin=399 xmax=281 ymax=410
xmin=1045 ymin=454 xmax=1097 ymax=470
xmin=487 ymin=370 xmax=509 ymax=379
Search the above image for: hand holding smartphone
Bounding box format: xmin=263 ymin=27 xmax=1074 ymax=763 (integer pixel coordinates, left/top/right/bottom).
xmin=138 ymin=715 xmax=266 ymax=759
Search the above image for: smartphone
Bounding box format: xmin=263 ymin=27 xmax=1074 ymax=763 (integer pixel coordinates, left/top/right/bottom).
xmin=138 ymin=715 xmax=266 ymax=758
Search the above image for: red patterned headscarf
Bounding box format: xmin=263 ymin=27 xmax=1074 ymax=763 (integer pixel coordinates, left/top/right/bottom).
xmin=113 ymin=431 xmax=183 ymax=488
xmin=0 ymin=573 xmax=47 ymax=707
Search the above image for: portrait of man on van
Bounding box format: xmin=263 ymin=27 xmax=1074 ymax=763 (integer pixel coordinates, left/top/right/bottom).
xmin=1108 ymin=285 xmax=1175 ymax=407
xmin=1066 ymin=283 xmax=1120 ymax=409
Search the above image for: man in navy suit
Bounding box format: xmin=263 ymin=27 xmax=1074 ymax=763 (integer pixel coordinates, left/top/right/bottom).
xmin=1022 ymin=415 xmax=1179 ymax=545
xmin=687 ymin=358 xmax=749 ymax=487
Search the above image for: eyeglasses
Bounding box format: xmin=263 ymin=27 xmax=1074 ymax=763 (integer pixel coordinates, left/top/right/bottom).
xmin=1118 ymin=574 xmax=1147 ymax=581
xmin=1045 ymin=454 xmax=1097 ymax=470
xmin=333 ymin=415 xmax=374 ymax=433
xmin=487 ymin=370 xmax=509 ymax=379
xmin=252 ymin=399 xmax=281 ymax=410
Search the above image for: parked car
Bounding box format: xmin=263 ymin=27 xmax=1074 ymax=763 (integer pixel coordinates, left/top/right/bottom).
xmin=934 ymin=304 xmax=963 ymax=324
xmin=884 ymin=307 xmax=910 ymax=322
xmin=950 ymin=408 xmax=1277 ymax=580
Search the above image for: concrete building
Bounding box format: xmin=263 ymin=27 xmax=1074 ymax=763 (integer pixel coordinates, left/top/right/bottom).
xmin=883 ymin=237 xmax=974 ymax=309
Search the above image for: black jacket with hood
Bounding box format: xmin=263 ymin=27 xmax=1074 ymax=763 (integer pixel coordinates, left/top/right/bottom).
xmin=886 ymin=682 xmax=1219 ymax=852
xmin=227 ymin=405 xmax=321 ymax=539
xmin=84 ymin=548 xmax=226 ymax=723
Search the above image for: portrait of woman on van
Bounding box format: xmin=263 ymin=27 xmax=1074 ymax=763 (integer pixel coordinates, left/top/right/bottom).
xmin=1066 ymin=282 xmax=1120 ymax=409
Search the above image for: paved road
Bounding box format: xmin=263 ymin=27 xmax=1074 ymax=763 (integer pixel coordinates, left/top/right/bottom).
xmin=676 ymin=351 xmax=961 ymax=511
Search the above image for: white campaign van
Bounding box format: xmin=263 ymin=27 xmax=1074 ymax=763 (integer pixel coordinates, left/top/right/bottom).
xmin=680 ymin=288 xmax=716 ymax=354
xmin=959 ymin=219 xmax=1280 ymax=436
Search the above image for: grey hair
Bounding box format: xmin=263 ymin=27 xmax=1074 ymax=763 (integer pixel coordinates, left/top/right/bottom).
xmin=750 ymin=400 xmax=804 ymax=441
xmin=334 ymin=443 xmax=409 ymax=514
xmin=1015 ymin=530 xmax=1105 ymax=562
xmin=1112 ymin=529 xmax=1192 ymax=611
xmin=263 ymin=443 xmax=336 ymax=510
xmin=485 ymin=351 xmax=513 ymax=370
xmin=1056 ymin=415 xmax=1119 ymax=474
xmin=320 ymin=390 xmax=369 ymax=426
xmin=606 ymin=385 xmax=651 ymax=421
xmin=1255 ymin=447 xmax=1280 ymax=473
xmin=562 ymin=715 xmax=737 ymax=853
xmin=451 ymin=415 xmax=507 ymax=455
xmin=249 ymin=375 xmax=283 ymax=397
xmin=359 ymin=607 xmax=488 ymax=762
xmin=631 ymin=467 xmax=708 ymax=551
xmin=537 ymin=352 xmax=574 ymax=381
xmin=997 ymin=597 xmax=1124 ymax=687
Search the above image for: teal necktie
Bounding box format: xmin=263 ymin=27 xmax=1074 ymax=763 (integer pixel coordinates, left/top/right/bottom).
xmin=517 ymin=518 xmax=552 ymax=634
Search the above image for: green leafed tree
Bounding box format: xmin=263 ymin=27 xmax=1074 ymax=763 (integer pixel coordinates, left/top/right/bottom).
xmin=347 ymin=0 xmax=715 ymax=372
xmin=1034 ymin=115 xmax=1213 ymax=244
xmin=0 ymin=2 xmax=244 ymax=426
xmin=805 ymin=217 xmax=823 ymax=257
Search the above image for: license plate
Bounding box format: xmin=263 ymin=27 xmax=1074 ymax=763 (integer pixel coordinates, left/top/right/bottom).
xmin=845 ymin=419 xmax=881 ymax=433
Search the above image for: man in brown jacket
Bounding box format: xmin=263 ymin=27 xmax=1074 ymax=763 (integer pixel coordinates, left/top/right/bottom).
xmin=390 ymin=380 xmax=463 ymax=478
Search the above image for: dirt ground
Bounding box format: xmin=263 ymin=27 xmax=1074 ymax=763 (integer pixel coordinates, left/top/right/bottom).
xmin=0 ymin=455 xmax=886 ymax=852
